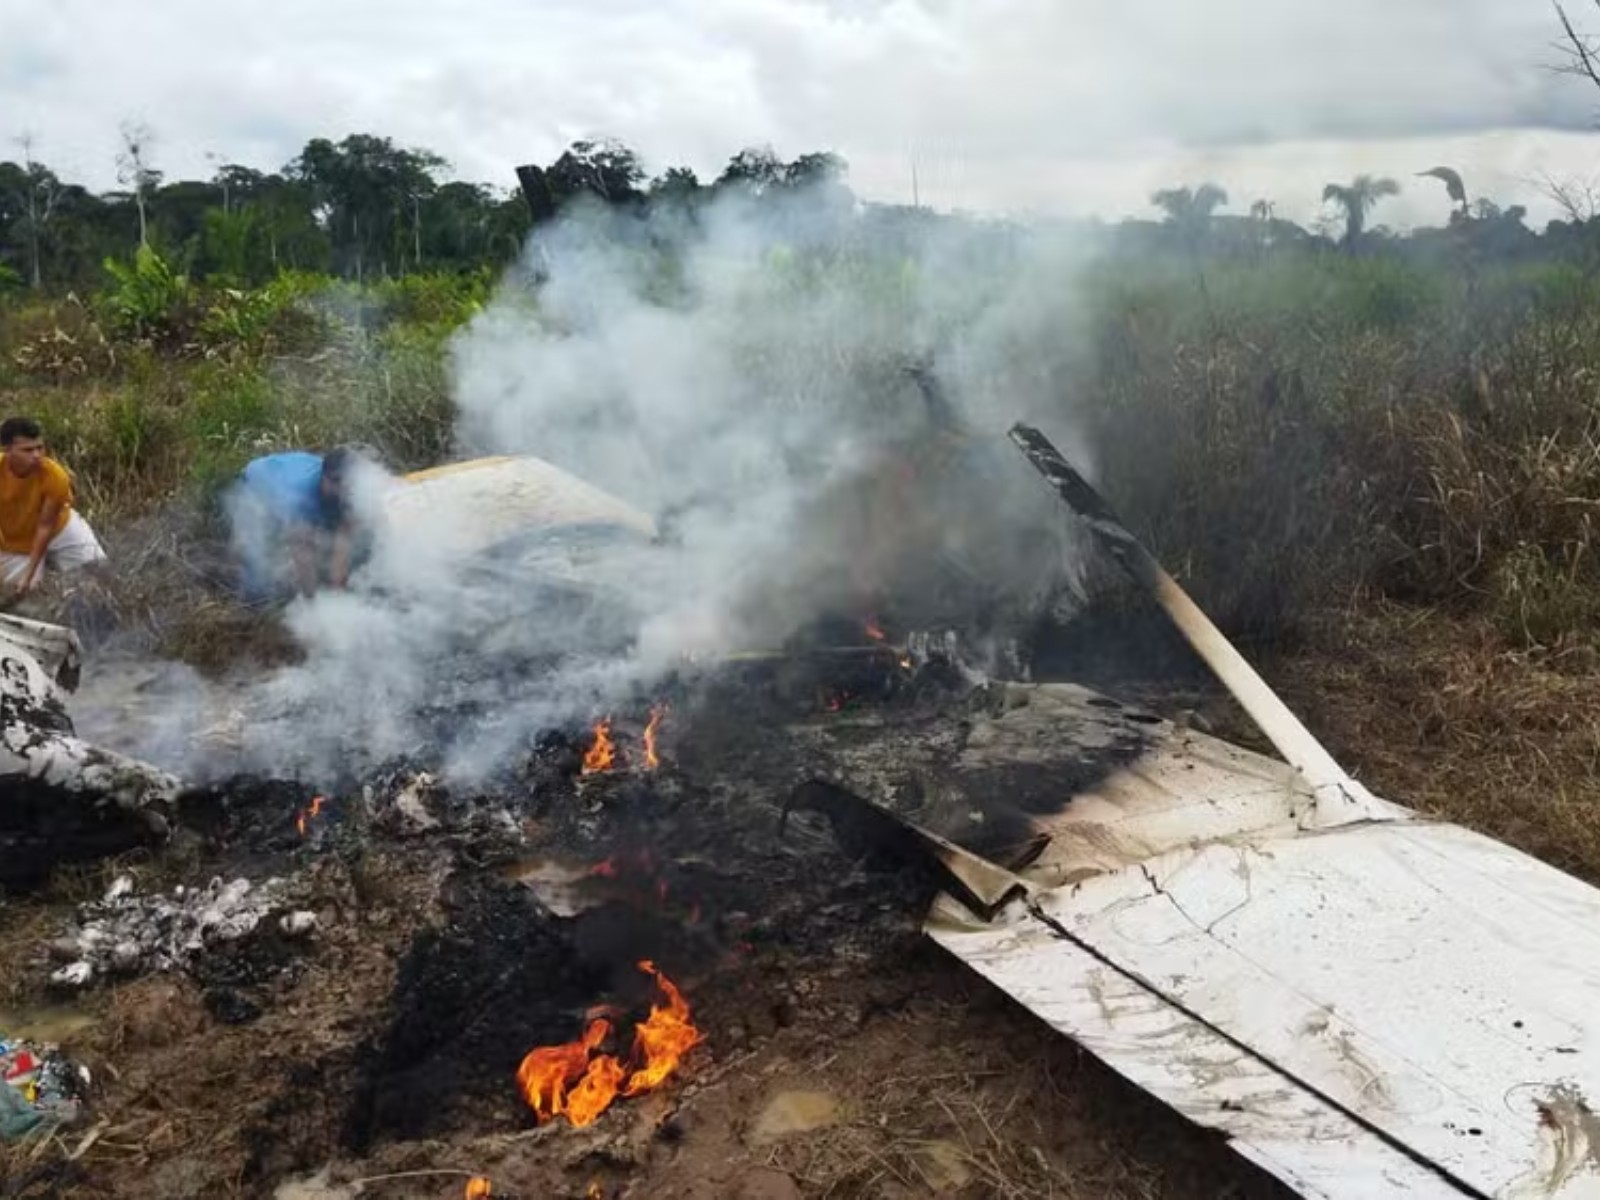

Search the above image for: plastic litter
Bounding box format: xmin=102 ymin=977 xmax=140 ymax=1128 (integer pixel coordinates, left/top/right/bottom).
xmin=0 ymin=1033 xmax=89 ymax=1139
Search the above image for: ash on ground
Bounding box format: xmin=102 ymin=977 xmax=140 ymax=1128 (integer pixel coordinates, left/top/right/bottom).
xmin=0 ymin=645 xmax=1262 ymax=1200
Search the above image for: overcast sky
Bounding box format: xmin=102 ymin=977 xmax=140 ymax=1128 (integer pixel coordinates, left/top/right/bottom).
xmin=5 ymin=0 xmax=1600 ymax=228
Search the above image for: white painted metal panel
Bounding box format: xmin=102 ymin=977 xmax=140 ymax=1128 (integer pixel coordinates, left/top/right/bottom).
xmin=1036 ymin=823 xmax=1600 ymax=1198
xmin=929 ymin=901 xmax=1467 ymax=1198
xmin=925 ymin=684 xmax=1600 ymax=1199
xmin=388 ymin=455 xmax=658 ymax=557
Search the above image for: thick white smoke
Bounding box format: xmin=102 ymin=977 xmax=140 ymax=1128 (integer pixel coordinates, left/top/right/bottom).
xmin=86 ymin=187 xmax=1103 ymax=787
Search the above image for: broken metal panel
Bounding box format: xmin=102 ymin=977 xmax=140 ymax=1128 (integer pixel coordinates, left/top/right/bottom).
xmin=2 ymin=616 xmax=181 ymax=882
xmin=1007 ymin=424 xmax=1399 ymax=828
xmin=922 ymin=689 xmax=1600 ymax=1196
xmin=1029 ymin=820 xmax=1600 ymax=1199
xmin=994 ymin=685 xmax=1319 ymax=884
xmin=913 ymin=428 xmax=1600 ymax=1198
xmin=784 ymin=782 xmax=1034 ymax=919
xmin=388 ymin=455 xmax=660 ymax=559
xmin=927 ymin=907 xmax=1469 ymax=1199
xmin=0 ymin=614 xmax=82 ymax=691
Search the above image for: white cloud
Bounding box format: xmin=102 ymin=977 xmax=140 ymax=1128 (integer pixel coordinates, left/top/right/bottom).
xmin=3 ymin=0 xmax=1599 ymax=223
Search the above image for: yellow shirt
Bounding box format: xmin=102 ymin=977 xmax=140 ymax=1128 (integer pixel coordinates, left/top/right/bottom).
xmin=0 ymin=457 xmax=73 ymax=554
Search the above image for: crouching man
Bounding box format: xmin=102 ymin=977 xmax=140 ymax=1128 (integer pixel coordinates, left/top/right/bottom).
xmin=225 ymin=446 xmax=378 ymax=601
xmin=0 ymin=417 xmax=107 ymax=594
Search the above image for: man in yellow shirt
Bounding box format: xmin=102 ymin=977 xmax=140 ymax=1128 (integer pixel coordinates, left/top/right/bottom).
xmin=0 ymin=417 xmax=106 ymax=593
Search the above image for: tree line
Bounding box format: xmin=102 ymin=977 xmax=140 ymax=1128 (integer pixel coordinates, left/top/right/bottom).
xmin=0 ymin=131 xmax=851 ymax=291
xmin=6 ymin=124 xmax=1600 ymax=296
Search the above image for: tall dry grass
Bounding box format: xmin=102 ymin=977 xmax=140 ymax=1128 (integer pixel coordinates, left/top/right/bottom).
xmin=1082 ymin=254 xmax=1600 ymax=653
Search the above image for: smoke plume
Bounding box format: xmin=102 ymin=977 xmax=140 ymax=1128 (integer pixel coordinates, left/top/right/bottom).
xmin=94 ymin=187 xmax=1104 ymax=787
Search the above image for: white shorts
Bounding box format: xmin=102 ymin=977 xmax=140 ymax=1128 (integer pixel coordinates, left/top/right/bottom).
xmin=0 ymin=512 xmax=107 ymax=586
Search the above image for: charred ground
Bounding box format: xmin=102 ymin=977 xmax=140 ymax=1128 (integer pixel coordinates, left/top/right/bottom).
xmin=0 ymin=618 xmax=1299 ymax=1200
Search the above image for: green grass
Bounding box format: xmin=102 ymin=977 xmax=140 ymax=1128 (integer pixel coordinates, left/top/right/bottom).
xmin=3 ymin=242 xmax=1600 ymax=656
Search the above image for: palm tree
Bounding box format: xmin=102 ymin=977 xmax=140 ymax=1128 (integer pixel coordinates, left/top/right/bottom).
xmin=1151 ymin=183 xmax=1229 ymax=241
xmin=1322 ymin=175 xmax=1400 ymax=250
xmin=1417 ymin=167 xmax=1468 ymax=216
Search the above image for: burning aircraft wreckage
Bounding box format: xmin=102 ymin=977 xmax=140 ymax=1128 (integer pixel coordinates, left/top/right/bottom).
xmin=2 ymin=427 xmax=1599 ymax=1200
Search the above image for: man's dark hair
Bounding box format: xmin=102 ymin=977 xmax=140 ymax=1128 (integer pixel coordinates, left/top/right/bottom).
xmin=317 ymin=444 xmax=378 ymax=525
xmin=0 ymin=418 xmax=43 ymax=446
xmin=321 ymin=446 xmax=353 ymax=482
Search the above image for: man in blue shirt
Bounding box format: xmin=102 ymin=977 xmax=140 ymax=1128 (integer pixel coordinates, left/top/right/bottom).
xmin=227 ymin=447 xmax=372 ymax=600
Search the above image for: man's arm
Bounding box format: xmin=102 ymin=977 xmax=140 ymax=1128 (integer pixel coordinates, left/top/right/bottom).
xmin=18 ymin=497 xmax=63 ymax=592
xmin=327 ymin=521 xmax=354 ymax=589
xmin=287 ymin=524 xmax=320 ymax=596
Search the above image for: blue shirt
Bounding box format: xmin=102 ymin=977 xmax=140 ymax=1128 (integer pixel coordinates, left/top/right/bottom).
xmin=241 ymin=452 xmax=329 ymax=527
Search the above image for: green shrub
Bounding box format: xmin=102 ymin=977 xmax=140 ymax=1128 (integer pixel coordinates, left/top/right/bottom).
xmin=101 ymin=245 xmax=193 ymax=342
xmin=372 ymin=269 xmax=492 ymax=329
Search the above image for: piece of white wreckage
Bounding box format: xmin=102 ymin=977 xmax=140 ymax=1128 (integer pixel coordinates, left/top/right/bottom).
xmin=918 ymin=426 xmax=1600 ymax=1200
xmin=0 ymin=613 xmax=180 ymax=887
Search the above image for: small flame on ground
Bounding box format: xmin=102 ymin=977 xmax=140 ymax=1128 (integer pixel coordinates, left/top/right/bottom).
xmin=588 ymin=849 xmax=656 ymax=880
xmin=622 ymin=961 xmax=705 ymax=1097
xmin=586 ymin=1184 xmax=604 ymax=1200
xmin=643 ymin=705 xmax=666 ymax=770
xmin=516 ymin=1017 xmax=611 ymax=1125
xmin=464 ymin=1178 xmax=493 ymax=1199
xmin=295 ymin=795 xmax=326 ymax=838
xmin=567 ymin=1052 xmax=627 ymax=1127
xmin=582 ymin=718 xmax=616 ymax=774
xmin=515 ymin=962 xmax=703 ymax=1127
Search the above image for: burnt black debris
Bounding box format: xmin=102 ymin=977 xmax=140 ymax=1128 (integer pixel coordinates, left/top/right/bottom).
xmin=13 ymin=624 xmax=1171 ymax=1178
xmin=0 ymin=779 xmax=161 ymax=894
xmin=330 ymin=655 xmax=1161 ymax=1152
xmin=342 ymin=871 xmax=613 ymax=1149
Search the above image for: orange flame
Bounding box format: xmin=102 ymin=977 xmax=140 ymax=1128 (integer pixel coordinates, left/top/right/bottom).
xmin=295 ymin=795 xmax=326 ymax=837
xmin=464 ymin=1178 xmax=493 ymax=1199
xmin=515 ymin=963 xmax=702 ymax=1127
xmin=516 ymin=1017 xmax=611 ymax=1123
xmin=586 ymin=1185 xmax=604 ymax=1200
xmin=567 ymin=1053 xmax=627 ymax=1128
xmin=582 ymin=718 xmax=616 ymax=774
xmin=643 ymin=705 xmax=666 ymax=770
xmin=622 ymin=961 xmax=705 ymax=1097
xmin=864 ymin=618 xmax=886 ymax=642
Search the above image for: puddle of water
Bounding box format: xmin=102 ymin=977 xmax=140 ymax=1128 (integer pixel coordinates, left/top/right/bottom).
xmin=0 ymin=1002 xmax=98 ymax=1044
xmin=750 ymin=1090 xmax=845 ymax=1144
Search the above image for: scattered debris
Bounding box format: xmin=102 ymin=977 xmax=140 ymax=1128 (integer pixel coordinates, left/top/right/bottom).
xmin=1 ymin=615 xmax=184 ymax=891
xmin=47 ymin=873 xmax=292 ymax=988
xmin=0 ymin=1033 xmax=89 ymax=1140
xmin=279 ymin=911 xmax=319 ymax=937
xmin=388 ymin=772 xmax=441 ymax=834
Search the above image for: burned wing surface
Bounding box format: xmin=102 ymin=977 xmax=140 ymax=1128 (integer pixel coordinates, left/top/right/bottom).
xmin=389 ymin=456 xmax=659 ymax=556
xmin=0 ymin=615 xmax=181 ymax=892
xmin=381 ymin=455 xmax=662 ymax=653
xmin=917 ymin=427 xmax=1600 ymax=1200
